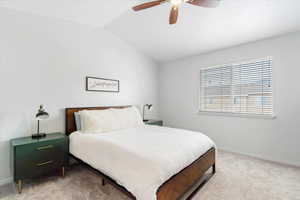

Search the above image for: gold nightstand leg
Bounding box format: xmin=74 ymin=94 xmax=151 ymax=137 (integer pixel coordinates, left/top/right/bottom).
xmin=17 ymin=180 xmax=22 ymax=194
xmin=62 ymin=166 xmax=65 ymax=177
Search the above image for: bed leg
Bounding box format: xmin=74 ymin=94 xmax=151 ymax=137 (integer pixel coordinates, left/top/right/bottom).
xmin=212 ymin=163 xmax=216 ymax=174
xmin=102 ymin=179 xmax=106 ymax=186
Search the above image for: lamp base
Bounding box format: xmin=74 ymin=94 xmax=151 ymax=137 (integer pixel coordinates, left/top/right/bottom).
xmin=32 ymin=133 xmax=46 ymax=139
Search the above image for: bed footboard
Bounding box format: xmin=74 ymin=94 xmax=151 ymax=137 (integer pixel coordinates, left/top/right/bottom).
xmin=157 ymin=148 xmax=216 ymax=200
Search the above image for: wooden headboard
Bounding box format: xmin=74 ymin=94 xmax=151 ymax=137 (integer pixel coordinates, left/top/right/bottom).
xmin=65 ymin=106 xmax=130 ymax=135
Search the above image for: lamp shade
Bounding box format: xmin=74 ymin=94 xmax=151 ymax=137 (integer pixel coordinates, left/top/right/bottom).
xmin=35 ymin=105 xmax=49 ymax=120
xmin=146 ymin=104 xmax=153 ymax=110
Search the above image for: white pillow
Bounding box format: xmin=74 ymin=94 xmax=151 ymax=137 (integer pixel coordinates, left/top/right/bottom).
xmin=79 ymin=109 xmax=121 ymax=133
xmin=110 ymin=106 xmax=144 ymax=129
xmin=74 ymin=112 xmax=81 ymax=130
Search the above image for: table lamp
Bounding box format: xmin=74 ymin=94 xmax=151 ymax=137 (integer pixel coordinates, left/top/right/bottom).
xmin=143 ymin=104 xmax=152 ymax=122
xmin=32 ymin=105 xmax=49 ymax=139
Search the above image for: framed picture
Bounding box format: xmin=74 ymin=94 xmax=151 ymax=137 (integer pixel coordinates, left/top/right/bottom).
xmin=86 ymin=76 xmax=119 ymax=92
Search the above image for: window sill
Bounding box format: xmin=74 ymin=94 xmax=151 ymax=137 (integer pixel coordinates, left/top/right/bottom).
xmin=198 ymin=111 xmax=276 ymax=119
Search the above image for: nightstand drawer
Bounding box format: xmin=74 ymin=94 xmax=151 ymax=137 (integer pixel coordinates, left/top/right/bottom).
xmin=15 ymin=158 xmax=63 ymax=179
xmin=15 ymin=139 xmax=66 ymax=163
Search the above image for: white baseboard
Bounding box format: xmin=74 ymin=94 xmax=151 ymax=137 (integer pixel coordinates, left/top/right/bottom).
xmin=219 ymin=148 xmax=300 ymax=168
xmin=0 ymin=177 xmax=13 ymax=186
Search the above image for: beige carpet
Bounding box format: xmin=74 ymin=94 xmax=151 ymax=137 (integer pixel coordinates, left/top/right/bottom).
xmin=1 ymin=151 xmax=300 ymax=200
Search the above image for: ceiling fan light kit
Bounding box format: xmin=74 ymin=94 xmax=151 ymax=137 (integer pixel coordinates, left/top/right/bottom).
xmin=170 ymin=0 xmax=188 ymax=6
xmin=132 ymin=0 xmax=221 ymax=25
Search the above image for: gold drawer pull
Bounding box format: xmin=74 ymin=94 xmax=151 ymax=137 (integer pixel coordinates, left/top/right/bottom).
xmin=36 ymin=160 xmax=53 ymax=166
xmin=37 ymin=145 xmax=53 ymax=150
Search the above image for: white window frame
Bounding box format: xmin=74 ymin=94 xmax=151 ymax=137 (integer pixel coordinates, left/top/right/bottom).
xmin=198 ymin=57 xmax=276 ymax=119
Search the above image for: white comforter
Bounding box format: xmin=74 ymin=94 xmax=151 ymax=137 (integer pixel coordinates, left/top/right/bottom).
xmin=69 ymin=125 xmax=215 ymax=200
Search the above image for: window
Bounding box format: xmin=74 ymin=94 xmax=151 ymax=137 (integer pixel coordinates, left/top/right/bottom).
xmin=199 ymin=58 xmax=273 ymax=117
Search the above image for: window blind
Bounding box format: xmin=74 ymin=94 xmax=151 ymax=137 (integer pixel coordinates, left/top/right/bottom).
xmin=200 ymin=58 xmax=273 ymax=117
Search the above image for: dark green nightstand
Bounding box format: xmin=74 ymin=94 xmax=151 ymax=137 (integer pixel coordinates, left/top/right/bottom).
xmin=10 ymin=133 xmax=68 ymax=193
xmin=144 ymin=119 xmax=163 ymax=126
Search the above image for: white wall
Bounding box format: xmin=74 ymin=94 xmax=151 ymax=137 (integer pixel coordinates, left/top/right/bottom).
xmin=159 ymin=32 xmax=300 ymax=167
xmin=0 ymin=8 xmax=159 ymax=184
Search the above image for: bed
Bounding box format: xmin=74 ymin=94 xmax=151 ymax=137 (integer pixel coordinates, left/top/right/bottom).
xmin=66 ymin=106 xmax=216 ymax=200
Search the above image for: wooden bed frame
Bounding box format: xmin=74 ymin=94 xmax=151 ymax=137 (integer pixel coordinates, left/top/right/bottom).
xmin=65 ymin=106 xmax=216 ymax=200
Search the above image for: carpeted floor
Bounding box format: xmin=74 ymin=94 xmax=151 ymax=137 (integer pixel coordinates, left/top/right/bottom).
xmin=1 ymin=151 xmax=300 ymax=200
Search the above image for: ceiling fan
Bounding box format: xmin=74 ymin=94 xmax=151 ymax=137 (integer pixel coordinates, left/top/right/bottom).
xmin=132 ymin=0 xmax=221 ymax=25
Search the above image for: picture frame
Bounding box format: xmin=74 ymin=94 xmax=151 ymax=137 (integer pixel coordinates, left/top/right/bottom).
xmin=86 ymin=76 xmax=120 ymax=92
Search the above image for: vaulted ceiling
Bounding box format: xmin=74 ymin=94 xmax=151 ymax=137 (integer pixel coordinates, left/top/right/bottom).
xmin=0 ymin=0 xmax=137 ymax=27
xmin=1 ymin=0 xmax=300 ymax=62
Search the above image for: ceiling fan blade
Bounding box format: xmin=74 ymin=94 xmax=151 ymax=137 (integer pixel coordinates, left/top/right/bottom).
xmin=187 ymin=0 xmax=220 ymax=8
xmin=169 ymin=6 xmax=179 ymax=25
xmin=132 ymin=0 xmax=166 ymax=11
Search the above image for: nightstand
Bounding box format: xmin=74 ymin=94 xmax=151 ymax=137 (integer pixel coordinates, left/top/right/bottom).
xmin=144 ymin=119 xmax=163 ymax=126
xmin=10 ymin=133 xmax=68 ymax=193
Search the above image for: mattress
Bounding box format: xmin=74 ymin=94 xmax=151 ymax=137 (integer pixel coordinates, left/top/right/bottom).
xmin=69 ymin=125 xmax=215 ymax=200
